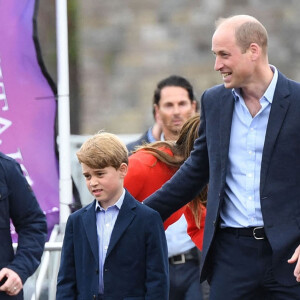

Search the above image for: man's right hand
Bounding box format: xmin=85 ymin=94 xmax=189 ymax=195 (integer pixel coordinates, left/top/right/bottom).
xmin=288 ymin=245 xmax=300 ymax=282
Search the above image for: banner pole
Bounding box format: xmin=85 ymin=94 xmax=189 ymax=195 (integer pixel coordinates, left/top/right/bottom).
xmin=56 ymin=0 xmax=72 ymax=226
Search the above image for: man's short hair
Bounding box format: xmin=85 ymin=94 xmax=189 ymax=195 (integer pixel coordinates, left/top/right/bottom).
xmin=215 ymin=15 xmax=268 ymax=54
xmin=153 ymin=75 xmax=195 ymax=107
xmin=76 ymin=132 xmax=128 ymax=169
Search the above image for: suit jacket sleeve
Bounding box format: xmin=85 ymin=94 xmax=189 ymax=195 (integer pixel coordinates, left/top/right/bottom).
xmin=1 ymin=156 xmax=47 ymax=284
xmin=56 ymin=215 xmax=77 ymax=300
xmin=144 ymin=210 xmax=169 ymax=300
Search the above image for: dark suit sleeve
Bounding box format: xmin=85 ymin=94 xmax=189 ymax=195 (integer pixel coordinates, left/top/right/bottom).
xmin=144 ymin=210 xmax=169 ymax=300
xmin=144 ymin=95 xmax=209 ymax=221
xmin=56 ymin=216 xmax=77 ymax=300
xmin=3 ymin=157 xmax=47 ymax=284
xmin=126 ymin=131 xmax=149 ymax=154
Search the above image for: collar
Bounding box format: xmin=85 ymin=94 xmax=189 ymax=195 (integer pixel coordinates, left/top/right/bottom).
xmin=147 ymin=127 xmax=157 ymax=143
xmin=232 ymin=65 xmax=278 ymax=104
xmin=95 ymin=188 xmax=125 ymax=212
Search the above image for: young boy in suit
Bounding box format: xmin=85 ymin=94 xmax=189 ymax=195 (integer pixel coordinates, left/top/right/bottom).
xmin=56 ymin=132 xmax=169 ymax=300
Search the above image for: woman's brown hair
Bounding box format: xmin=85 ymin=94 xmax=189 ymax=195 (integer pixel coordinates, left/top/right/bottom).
xmin=134 ymin=114 xmax=207 ymax=228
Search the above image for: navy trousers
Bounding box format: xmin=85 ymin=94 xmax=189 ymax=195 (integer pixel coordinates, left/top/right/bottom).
xmin=208 ymin=229 xmax=300 ymax=300
xmin=169 ymin=259 xmax=203 ymax=300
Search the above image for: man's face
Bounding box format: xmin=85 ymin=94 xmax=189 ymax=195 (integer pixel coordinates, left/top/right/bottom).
xmin=155 ymin=86 xmax=196 ymax=140
xmin=212 ymin=25 xmax=254 ymax=89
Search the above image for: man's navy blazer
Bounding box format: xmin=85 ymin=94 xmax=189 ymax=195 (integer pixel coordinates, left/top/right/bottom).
xmin=0 ymin=153 xmax=47 ymax=300
xmin=126 ymin=131 xmax=151 ymax=154
xmin=56 ymin=189 xmax=169 ymax=300
xmin=144 ymin=71 xmax=300 ymax=286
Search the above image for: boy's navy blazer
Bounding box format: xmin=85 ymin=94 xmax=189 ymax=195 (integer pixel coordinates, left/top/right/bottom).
xmin=57 ymin=189 xmax=169 ymax=300
xmin=144 ymin=71 xmax=300 ymax=286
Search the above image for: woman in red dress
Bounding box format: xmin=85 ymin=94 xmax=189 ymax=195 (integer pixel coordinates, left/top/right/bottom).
xmin=124 ymin=114 xmax=207 ymax=249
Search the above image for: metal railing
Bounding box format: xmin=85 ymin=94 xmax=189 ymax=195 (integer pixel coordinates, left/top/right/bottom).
xmin=13 ymin=225 xmax=63 ymax=300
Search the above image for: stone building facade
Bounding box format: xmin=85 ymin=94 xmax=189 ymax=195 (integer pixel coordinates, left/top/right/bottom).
xmin=38 ymin=0 xmax=300 ymax=135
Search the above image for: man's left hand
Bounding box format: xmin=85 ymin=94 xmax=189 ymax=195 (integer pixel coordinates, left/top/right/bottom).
xmin=288 ymin=245 xmax=300 ymax=282
xmin=0 ymin=268 xmax=23 ymax=296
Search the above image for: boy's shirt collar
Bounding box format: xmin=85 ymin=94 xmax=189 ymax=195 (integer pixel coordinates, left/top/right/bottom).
xmin=95 ymin=188 xmax=125 ymax=211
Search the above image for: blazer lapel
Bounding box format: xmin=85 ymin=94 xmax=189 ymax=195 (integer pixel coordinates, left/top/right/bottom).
xmin=82 ymin=200 xmax=99 ymax=265
xmin=260 ymin=72 xmax=291 ymax=193
xmin=106 ymin=192 xmax=136 ymax=258
xmin=220 ymin=91 xmax=235 ymax=185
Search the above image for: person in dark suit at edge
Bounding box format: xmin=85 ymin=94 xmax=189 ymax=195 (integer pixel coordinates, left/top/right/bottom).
xmin=0 ymin=152 xmax=47 ymax=299
xmin=144 ymin=15 xmax=300 ymax=299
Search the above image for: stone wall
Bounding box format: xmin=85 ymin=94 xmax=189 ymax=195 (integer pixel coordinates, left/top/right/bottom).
xmin=38 ymin=0 xmax=300 ymax=134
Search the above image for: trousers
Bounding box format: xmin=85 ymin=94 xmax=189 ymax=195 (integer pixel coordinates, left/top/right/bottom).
xmin=208 ymin=229 xmax=300 ymax=300
xmin=169 ymin=249 xmax=203 ymax=300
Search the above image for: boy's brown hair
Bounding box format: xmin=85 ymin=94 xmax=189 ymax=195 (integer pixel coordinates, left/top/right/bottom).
xmin=76 ymin=132 xmax=128 ymax=169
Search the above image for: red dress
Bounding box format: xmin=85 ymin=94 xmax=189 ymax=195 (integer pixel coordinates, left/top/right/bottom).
xmin=124 ymin=148 xmax=206 ymax=249
xmin=184 ymin=204 xmax=206 ymax=250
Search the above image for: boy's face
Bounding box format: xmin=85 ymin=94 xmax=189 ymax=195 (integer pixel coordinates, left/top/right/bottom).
xmin=81 ymin=163 xmax=128 ymax=209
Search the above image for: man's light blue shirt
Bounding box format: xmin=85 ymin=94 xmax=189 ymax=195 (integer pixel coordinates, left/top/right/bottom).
xmin=166 ymin=214 xmax=196 ymax=257
xmin=96 ymin=189 xmax=125 ymax=293
xmin=147 ymin=126 xmax=157 ymax=143
xmin=221 ymin=66 xmax=278 ymax=228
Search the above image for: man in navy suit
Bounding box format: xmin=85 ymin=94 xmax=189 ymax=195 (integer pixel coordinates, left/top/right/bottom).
xmin=56 ymin=132 xmax=169 ymax=300
xmin=144 ymin=15 xmax=300 ymax=299
xmin=0 ymin=152 xmax=47 ymax=299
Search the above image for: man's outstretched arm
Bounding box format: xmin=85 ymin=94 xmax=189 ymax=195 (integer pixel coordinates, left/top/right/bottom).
xmin=144 ymin=133 xmax=209 ymax=220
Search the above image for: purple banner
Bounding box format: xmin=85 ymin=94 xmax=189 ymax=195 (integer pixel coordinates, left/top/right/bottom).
xmin=0 ymin=0 xmax=59 ymax=239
